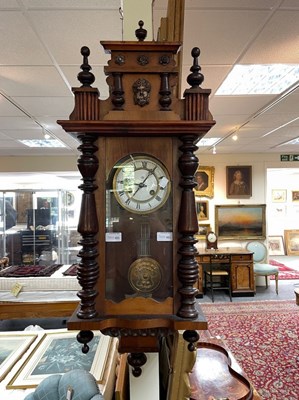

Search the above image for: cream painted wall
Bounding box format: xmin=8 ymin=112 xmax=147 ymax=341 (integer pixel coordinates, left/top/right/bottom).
xmin=0 ymin=156 xmax=77 ymax=173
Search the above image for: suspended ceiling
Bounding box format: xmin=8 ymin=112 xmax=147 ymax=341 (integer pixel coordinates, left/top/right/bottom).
xmin=0 ymin=0 xmax=299 ymax=158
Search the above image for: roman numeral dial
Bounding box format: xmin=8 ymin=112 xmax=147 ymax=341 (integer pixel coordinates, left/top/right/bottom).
xmin=113 ymin=155 xmax=171 ymax=214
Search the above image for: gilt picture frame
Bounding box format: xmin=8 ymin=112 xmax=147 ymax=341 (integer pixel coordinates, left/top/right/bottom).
xmin=226 ymin=166 xmax=252 ymax=198
xmin=268 ymin=235 xmax=285 ymax=256
xmin=194 ymin=166 xmax=214 ymax=198
xmin=215 ymin=204 xmax=266 ymax=240
xmin=7 ymin=330 xmax=112 ymax=389
xmin=0 ymin=332 xmax=38 ymax=382
xmin=196 ymin=201 xmax=209 ymax=221
xmin=284 ymin=230 xmax=299 ymax=256
xmin=196 ymin=223 xmax=211 ymax=239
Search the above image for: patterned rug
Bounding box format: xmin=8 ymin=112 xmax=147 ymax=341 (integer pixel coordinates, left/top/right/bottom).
xmin=0 ymin=264 xmax=63 ymax=277
xmin=200 ymin=300 xmax=299 ymax=400
xmin=269 ymin=259 xmax=299 ymax=280
xmin=63 ymin=264 xmax=78 ymax=276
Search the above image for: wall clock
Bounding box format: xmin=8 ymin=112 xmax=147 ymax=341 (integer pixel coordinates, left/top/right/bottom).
xmin=58 ymin=22 xmax=215 ymax=375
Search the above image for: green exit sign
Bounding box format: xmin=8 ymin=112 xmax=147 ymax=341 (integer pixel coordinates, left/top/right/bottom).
xmin=280 ymin=154 xmax=299 ymax=161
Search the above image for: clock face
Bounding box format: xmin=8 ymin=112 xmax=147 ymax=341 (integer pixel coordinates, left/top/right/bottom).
xmin=113 ymin=155 xmax=171 ymax=214
xmin=207 ymin=232 xmax=217 ymax=243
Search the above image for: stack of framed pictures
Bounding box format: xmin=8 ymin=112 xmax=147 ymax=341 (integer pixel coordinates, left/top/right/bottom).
xmin=1 ymin=330 xmax=118 ymax=400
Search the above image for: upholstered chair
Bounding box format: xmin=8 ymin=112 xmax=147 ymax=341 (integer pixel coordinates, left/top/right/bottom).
xmin=24 ymin=369 xmax=104 ymax=400
xmin=246 ymin=241 xmax=279 ymax=294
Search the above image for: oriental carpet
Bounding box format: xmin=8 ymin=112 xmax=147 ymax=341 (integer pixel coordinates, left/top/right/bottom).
xmin=269 ymin=259 xmax=299 ymax=280
xmin=200 ymin=300 xmax=299 ymax=400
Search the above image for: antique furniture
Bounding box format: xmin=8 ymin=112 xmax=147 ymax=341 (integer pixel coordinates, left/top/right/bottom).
xmin=196 ymin=248 xmax=255 ymax=297
xmin=246 ymin=241 xmax=279 ymax=294
xmin=204 ymin=254 xmax=232 ymax=302
xmin=58 ymin=20 xmax=215 ymax=377
xmin=190 ymin=336 xmax=262 ymax=399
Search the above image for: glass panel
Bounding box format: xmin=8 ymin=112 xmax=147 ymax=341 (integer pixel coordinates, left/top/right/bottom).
xmin=0 ymin=189 xmax=81 ymax=267
xmin=105 ymin=158 xmax=173 ymax=303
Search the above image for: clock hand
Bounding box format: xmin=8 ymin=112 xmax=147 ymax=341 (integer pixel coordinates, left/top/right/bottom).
xmin=132 ymin=170 xmax=155 ymax=197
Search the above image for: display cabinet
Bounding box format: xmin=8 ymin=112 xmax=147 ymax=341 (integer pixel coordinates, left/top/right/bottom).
xmin=0 ymin=189 xmax=81 ymax=266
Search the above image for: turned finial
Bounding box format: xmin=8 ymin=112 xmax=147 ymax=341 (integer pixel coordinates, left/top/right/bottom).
xmin=77 ymin=46 xmax=95 ymax=87
xmin=135 ymin=20 xmax=147 ymax=41
xmin=186 ymin=47 xmax=204 ymax=88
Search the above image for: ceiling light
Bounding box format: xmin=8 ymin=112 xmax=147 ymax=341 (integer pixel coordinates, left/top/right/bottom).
xmin=44 ymin=132 xmax=51 ymax=140
xmin=216 ymin=64 xmax=299 ymax=95
xmin=212 ymin=146 xmax=216 ymax=154
xmin=232 ymin=134 xmax=238 ymax=141
xmin=19 ymin=139 xmax=66 ymax=148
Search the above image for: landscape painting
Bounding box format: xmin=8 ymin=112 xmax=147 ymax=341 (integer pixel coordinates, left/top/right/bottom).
xmin=215 ymin=204 xmax=266 ymax=240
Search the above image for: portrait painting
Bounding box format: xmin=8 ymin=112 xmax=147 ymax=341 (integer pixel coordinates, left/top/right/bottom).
xmin=194 ymin=166 xmax=214 ymax=198
xmin=196 ymin=201 xmax=209 ymax=221
xmin=226 ymin=166 xmax=252 ymax=198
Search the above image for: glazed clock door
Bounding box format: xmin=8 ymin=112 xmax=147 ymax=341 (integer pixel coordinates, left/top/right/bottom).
xmin=103 ymin=137 xmax=176 ymax=315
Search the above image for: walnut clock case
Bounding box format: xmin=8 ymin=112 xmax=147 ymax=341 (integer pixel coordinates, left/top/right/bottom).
xmin=58 ymin=22 xmax=215 ymax=371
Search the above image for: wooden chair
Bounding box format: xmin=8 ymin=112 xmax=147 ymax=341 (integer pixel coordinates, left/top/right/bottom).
xmin=246 ymin=241 xmax=279 ymax=294
xmin=204 ymin=255 xmax=232 ymax=302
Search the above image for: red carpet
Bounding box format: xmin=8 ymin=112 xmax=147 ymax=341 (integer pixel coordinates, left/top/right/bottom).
xmin=200 ymin=300 xmax=299 ymax=400
xmin=269 ymin=259 xmax=299 ymax=280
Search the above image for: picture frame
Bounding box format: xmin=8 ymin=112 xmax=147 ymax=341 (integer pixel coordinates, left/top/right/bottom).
xmin=272 ymin=189 xmax=287 ymax=203
xmin=226 ymin=166 xmax=252 ymax=198
xmin=7 ymin=330 xmax=112 ymax=389
xmin=284 ymin=230 xmax=299 ymax=256
xmin=196 ymin=201 xmax=209 ymax=221
xmin=268 ymin=235 xmax=285 ymax=256
xmin=196 ymin=223 xmax=211 ymax=239
xmin=291 ymin=190 xmax=299 ymax=202
xmin=0 ymin=332 xmax=38 ymax=382
xmin=215 ymin=204 xmax=266 ymax=240
xmin=194 ymin=166 xmax=215 ymax=198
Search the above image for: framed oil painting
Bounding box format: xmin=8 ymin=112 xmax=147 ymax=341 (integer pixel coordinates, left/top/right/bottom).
xmin=0 ymin=332 xmax=38 ymax=382
xmin=194 ymin=166 xmax=214 ymax=198
xmin=196 ymin=223 xmax=211 ymax=239
xmin=226 ymin=166 xmax=252 ymax=198
xmin=272 ymin=189 xmax=287 ymax=203
xmin=7 ymin=330 xmax=112 ymax=389
xmin=215 ymin=204 xmax=266 ymax=240
xmin=196 ymin=200 xmax=208 ymax=221
xmin=284 ymin=230 xmax=299 ymax=256
xmin=268 ymin=235 xmax=285 ymax=256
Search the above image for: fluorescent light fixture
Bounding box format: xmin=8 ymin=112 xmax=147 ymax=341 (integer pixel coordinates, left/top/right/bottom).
xmin=216 ymin=64 xmax=299 ymax=95
xmin=19 ymin=139 xmax=66 ymax=148
xmin=197 ymin=137 xmax=220 ymax=147
xmin=284 ymin=138 xmax=299 ymax=145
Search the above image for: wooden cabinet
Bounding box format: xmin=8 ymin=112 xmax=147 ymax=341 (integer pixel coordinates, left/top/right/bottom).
xmin=231 ymin=254 xmax=255 ymax=296
xmin=196 ymin=249 xmax=254 ymax=297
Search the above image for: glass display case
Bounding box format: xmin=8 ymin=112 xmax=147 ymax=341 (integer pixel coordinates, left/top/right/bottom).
xmin=0 ymin=189 xmax=81 ymax=266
